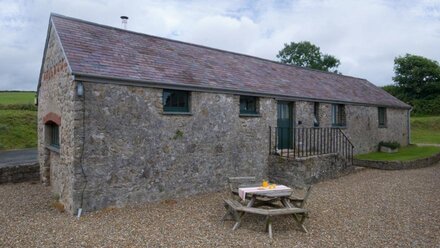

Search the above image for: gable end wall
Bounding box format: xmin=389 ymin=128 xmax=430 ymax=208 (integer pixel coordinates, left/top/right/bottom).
xmin=38 ymin=25 xmax=80 ymax=214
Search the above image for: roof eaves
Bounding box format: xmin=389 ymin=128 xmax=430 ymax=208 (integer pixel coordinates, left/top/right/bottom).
xmin=73 ymin=72 xmax=412 ymax=109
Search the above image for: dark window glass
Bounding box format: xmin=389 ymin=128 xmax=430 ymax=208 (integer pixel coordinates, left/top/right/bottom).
xmin=163 ymin=89 xmax=190 ymax=112
xmin=313 ymin=102 xmax=320 ymax=127
xmin=240 ymin=96 xmax=258 ymax=114
xmin=49 ymin=123 xmax=60 ymax=148
xmin=378 ymin=107 xmax=387 ymax=127
xmin=332 ymin=104 xmax=346 ymax=127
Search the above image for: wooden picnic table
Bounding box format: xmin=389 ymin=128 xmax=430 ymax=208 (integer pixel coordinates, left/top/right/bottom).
xmin=244 ymin=188 xmax=294 ymax=207
xmin=226 ymin=185 xmax=308 ymax=238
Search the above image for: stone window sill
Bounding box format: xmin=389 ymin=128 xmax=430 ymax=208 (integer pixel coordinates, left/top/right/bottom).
xmin=332 ymin=125 xmax=347 ymax=129
xmin=378 ymin=125 xmax=387 ymax=128
xmin=239 ymin=113 xmax=261 ymax=118
xmin=162 ymin=112 xmax=193 ymax=116
xmin=46 ymin=145 xmax=60 ymax=154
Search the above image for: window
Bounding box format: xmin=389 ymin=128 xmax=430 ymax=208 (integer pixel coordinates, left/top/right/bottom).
xmin=378 ymin=107 xmax=387 ymax=127
xmin=313 ymin=102 xmax=320 ymax=127
xmin=240 ymin=96 xmax=258 ymax=115
xmin=48 ymin=123 xmax=60 ymax=148
xmin=163 ymin=89 xmax=190 ymax=113
xmin=332 ymin=104 xmax=346 ymax=127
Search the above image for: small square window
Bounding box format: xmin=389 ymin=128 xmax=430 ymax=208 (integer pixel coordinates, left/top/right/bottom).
xmin=240 ymin=96 xmax=258 ymax=114
xmin=332 ymin=104 xmax=346 ymax=127
xmin=378 ymin=107 xmax=387 ymax=127
xmin=163 ymin=89 xmax=190 ymax=113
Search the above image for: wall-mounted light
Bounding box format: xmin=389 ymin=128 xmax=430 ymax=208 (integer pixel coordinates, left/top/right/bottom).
xmin=76 ymin=81 xmax=84 ymax=97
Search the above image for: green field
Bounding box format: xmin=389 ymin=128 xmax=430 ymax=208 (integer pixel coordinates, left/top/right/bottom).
xmin=355 ymin=145 xmax=440 ymax=161
xmin=0 ymin=91 xmax=37 ymax=150
xmin=411 ymin=116 xmax=440 ymax=144
xmin=0 ymin=91 xmax=35 ymax=105
xmin=0 ymin=110 xmax=37 ymax=149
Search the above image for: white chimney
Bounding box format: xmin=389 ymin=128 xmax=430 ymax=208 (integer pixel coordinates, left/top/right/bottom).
xmin=120 ymin=16 xmax=128 ymax=29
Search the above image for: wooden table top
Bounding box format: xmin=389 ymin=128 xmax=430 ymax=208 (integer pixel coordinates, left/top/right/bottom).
xmin=249 ymin=189 xmax=293 ymax=198
xmin=238 ymin=184 xmax=294 ymax=198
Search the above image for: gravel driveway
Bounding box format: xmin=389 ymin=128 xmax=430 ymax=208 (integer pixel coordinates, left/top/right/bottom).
xmin=1 ymin=164 xmax=439 ymax=247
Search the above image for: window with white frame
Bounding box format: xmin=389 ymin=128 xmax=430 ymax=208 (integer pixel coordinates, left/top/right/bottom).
xmin=332 ymin=104 xmax=346 ymax=127
xmin=313 ymin=102 xmax=320 ymax=127
xmin=378 ymin=107 xmax=387 ymax=127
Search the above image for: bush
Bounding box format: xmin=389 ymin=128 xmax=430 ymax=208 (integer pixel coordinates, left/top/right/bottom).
xmin=411 ymin=96 xmax=440 ymax=116
xmin=379 ymin=141 xmax=401 ymax=150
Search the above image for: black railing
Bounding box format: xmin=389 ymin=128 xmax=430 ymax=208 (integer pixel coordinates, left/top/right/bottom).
xmin=269 ymin=127 xmax=354 ymax=163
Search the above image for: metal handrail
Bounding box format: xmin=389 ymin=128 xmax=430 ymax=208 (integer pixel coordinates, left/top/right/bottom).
xmin=269 ymin=126 xmax=354 ymax=164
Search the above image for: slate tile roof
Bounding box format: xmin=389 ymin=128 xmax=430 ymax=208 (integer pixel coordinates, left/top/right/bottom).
xmin=49 ymin=14 xmax=410 ymax=109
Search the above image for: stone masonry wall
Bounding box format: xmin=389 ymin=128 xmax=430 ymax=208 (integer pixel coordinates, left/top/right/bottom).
xmin=0 ymin=163 xmax=39 ymax=184
xmin=293 ymin=102 xmax=409 ymax=154
xmin=78 ymin=83 xmax=276 ymax=212
xmin=70 ymin=87 xmax=407 ymax=212
xmin=345 ymin=106 xmax=409 ymax=154
xmin=354 ymin=152 xmax=440 ymax=170
xmin=268 ymin=154 xmax=353 ymax=187
xmin=38 ymin=25 xmax=78 ymax=213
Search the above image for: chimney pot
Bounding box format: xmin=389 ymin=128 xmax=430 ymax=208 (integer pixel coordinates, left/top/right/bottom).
xmin=120 ymin=16 xmax=129 ymax=29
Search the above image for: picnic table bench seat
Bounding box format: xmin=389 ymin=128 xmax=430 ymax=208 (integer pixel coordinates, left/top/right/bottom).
xmin=224 ymin=199 xmax=308 ymax=239
xmin=228 ymin=176 xmax=256 ymax=199
xmin=288 ymin=185 xmax=313 ymax=208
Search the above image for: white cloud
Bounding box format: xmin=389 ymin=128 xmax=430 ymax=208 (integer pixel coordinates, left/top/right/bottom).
xmin=0 ymin=0 xmax=439 ymax=90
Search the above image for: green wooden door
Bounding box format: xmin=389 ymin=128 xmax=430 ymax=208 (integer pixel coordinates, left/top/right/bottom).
xmin=277 ymin=102 xmax=293 ymax=149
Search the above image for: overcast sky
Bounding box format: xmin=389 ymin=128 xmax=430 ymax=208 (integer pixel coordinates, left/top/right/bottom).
xmin=1 ymin=0 xmax=439 ymax=91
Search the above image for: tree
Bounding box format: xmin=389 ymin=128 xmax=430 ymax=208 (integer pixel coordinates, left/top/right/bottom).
xmin=393 ymin=54 xmax=440 ymax=99
xmin=382 ymin=84 xmax=407 ymax=101
xmin=276 ymin=41 xmax=341 ymax=73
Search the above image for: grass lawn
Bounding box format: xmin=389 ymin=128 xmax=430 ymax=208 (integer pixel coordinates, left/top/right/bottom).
xmin=355 ymin=145 xmax=440 ymax=161
xmin=0 ymin=110 xmax=37 ymax=150
xmin=0 ymin=91 xmax=35 ymax=105
xmin=411 ymin=116 xmax=440 ymax=144
xmin=0 ymin=92 xmax=37 ymax=150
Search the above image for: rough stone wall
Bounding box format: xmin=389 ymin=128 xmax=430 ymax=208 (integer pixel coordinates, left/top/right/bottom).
xmin=71 ymin=90 xmax=407 ymax=212
xmin=78 ymin=83 xmax=276 ymax=212
xmin=0 ymin=163 xmax=39 ymax=184
xmin=294 ymin=101 xmax=312 ymax=127
xmin=293 ymin=101 xmax=409 ymax=154
xmin=38 ymin=25 xmax=78 ymax=213
xmin=354 ymin=151 xmax=440 ymax=170
xmin=268 ymin=154 xmax=353 ymax=187
xmin=344 ymin=105 xmax=408 ymax=154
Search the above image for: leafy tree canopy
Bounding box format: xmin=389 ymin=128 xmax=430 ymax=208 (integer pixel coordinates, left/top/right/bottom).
xmin=393 ymin=54 xmax=440 ymax=99
xmin=277 ymin=41 xmax=340 ymax=73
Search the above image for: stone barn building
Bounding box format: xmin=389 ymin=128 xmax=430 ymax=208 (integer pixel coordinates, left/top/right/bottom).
xmin=37 ymin=14 xmax=411 ymax=214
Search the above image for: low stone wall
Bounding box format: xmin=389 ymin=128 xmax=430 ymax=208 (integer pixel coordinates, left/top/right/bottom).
xmin=268 ymin=154 xmax=353 ymax=187
xmin=0 ymin=163 xmax=40 ymax=184
xmin=354 ymin=152 xmax=440 ymax=170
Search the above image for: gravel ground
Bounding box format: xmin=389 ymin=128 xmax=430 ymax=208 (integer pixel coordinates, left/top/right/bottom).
xmin=1 ymin=164 xmax=439 ymax=248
